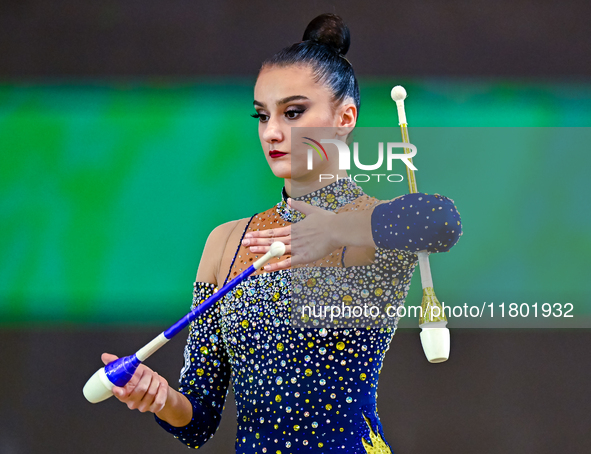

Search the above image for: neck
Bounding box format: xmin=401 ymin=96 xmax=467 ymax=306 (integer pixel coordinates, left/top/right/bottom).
xmin=275 ymin=175 xmax=365 ymax=223
xmin=284 ymin=170 xmax=350 ymax=198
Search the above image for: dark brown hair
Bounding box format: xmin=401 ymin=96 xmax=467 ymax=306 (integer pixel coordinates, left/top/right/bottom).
xmin=261 ymin=14 xmax=360 ymax=117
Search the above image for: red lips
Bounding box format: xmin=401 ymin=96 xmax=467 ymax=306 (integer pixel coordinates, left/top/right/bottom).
xmin=269 ymin=150 xmax=288 ymax=158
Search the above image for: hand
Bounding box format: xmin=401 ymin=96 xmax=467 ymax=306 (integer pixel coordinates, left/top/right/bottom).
xmin=241 ymin=224 xmax=292 ymax=273
xmin=101 ymin=353 xmax=169 ymax=414
xmin=241 ymin=198 xmax=339 ymax=271
xmin=287 ymin=198 xmax=339 ymax=266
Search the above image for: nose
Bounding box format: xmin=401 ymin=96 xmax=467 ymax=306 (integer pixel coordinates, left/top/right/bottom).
xmin=262 ymin=116 xmax=284 ymax=145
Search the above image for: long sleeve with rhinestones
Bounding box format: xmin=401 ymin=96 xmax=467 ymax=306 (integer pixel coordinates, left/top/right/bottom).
xmin=154 ymin=282 xmax=231 ymax=449
xmin=371 ymin=192 xmax=462 ymax=253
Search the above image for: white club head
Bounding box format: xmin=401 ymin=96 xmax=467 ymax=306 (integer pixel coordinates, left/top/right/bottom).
xmin=254 ymin=241 xmax=287 ymax=270
xmin=83 ymin=367 xmax=115 ymax=403
xmin=420 ymin=326 xmax=450 ymax=363
xmin=391 ymin=85 xmax=407 ymax=102
xmin=269 ymin=241 xmax=286 ymax=258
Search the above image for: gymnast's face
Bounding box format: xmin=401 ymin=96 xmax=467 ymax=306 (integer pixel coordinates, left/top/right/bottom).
xmin=253 ymin=64 xmax=356 ymax=181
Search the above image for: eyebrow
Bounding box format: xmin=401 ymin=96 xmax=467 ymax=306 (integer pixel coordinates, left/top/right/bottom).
xmin=253 ymin=95 xmax=310 ymax=108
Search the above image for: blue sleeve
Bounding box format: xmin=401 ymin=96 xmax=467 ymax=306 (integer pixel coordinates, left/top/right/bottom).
xmin=371 ymin=192 xmax=462 ymax=253
xmin=154 ymin=281 xmax=232 ymax=449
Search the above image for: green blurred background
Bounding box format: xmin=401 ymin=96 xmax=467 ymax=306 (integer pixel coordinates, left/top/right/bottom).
xmin=2 ymin=3 xmax=591 ymax=453
xmin=1 ymin=80 xmax=590 ymax=326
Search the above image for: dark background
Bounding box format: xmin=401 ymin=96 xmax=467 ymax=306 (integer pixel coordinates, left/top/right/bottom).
xmin=1 ymin=0 xmax=590 ymax=78
xmin=2 ymin=329 xmax=590 ymax=453
xmin=1 ymin=1 xmax=590 ymax=453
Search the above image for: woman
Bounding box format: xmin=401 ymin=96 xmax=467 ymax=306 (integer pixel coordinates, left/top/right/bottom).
xmin=101 ymin=13 xmax=462 ymax=453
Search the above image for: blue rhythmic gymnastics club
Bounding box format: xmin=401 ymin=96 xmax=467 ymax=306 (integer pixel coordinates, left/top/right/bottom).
xmin=83 ymin=241 xmax=286 ymax=403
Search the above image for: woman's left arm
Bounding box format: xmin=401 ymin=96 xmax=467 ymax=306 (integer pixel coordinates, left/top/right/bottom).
xmin=330 ymin=192 xmax=462 ymax=253
xmin=243 ymin=193 xmax=462 ymax=270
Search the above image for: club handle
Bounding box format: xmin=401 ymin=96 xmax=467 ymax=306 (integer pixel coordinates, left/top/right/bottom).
xmin=417 ymin=251 xmax=433 ymax=289
xmin=83 ymin=242 xmax=286 ymax=403
xmin=135 ymin=332 xmax=169 ymax=361
xmin=164 ymin=241 xmax=286 ymax=339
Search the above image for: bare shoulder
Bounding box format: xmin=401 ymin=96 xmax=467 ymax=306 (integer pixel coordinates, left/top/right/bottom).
xmin=208 ymin=219 xmax=243 ymax=242
xmin=196 ymin=217 xmax=251 ymax=286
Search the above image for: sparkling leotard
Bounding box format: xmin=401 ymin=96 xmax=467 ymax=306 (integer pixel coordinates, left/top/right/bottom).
xmin=155 ymin=179 xmax=462 ymax=453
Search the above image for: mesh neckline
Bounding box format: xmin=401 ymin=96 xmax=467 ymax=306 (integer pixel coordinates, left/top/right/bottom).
xmin=275 ymin=178 xmax=365 ymax=223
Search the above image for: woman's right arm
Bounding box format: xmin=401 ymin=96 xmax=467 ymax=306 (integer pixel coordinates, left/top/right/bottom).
xmin=153 ymin=280 xmax=233 ymax=448
xmin=152 ymin=220 xmax=241 ymax=447
xmin=103 ymin=220 xmax=240 ymax=446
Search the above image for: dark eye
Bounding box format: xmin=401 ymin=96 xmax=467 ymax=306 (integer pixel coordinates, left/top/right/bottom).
xmin=285 ymin=108 xmax=305 ymax=120
xmin=251 ymin=112 xmax=269 ymax=123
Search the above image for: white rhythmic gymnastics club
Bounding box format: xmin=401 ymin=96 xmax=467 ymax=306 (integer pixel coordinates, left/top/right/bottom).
xmin=391 ymin=85 xmax=450 ymax=363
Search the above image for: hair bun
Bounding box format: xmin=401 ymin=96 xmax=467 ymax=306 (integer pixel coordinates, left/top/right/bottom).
xmin=302 ymin=14 xmax=351 ymax=56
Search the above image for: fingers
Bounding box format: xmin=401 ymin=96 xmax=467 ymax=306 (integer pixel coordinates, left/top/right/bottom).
xmin=125 ymin=368 xmax=153 ymax=409
xmin=243 ymin=236 xmax=288 ymax=248
xmin=249 ymin=244 xmax=292 ymax=257
xmin=101 ymin=353 xmax=119 ymax=365
xmin=110 ymin=366 xmax=146 ymax=402
xmin=263 ymin=256 xmax=292 ymax=272
xmin=240 ymin=200 xmax=333 ymax=264
xmin=243 ymin=226 xmax=291 ymax=244
xmin=120 ymin=363 xmax=146 ymax=392
xmin=244 ymin=226 xmax=291 ymax=239
xmin=112 ymin=385 xmax=127 ymax=400
xmin=136 ymin=372 xmax=161 ymax=412
xmin=111 ymin=365 xmax=169 ymax=414
xmin=242 ymin=226 xmax=292 ymax=255
xmin=148 ymin=376 xmax=169 ymax=413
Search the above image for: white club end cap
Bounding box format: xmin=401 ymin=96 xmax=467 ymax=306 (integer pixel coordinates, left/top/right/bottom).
xmin=420 ymin=327 xmax=450 ymax=363
xmin=83 ymin=367 xmax=115 ymax=403
xmin=269 ymin=241 xmax=286 ymax=258
xmin=391 ymin=85 xmax=407 ymax=102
